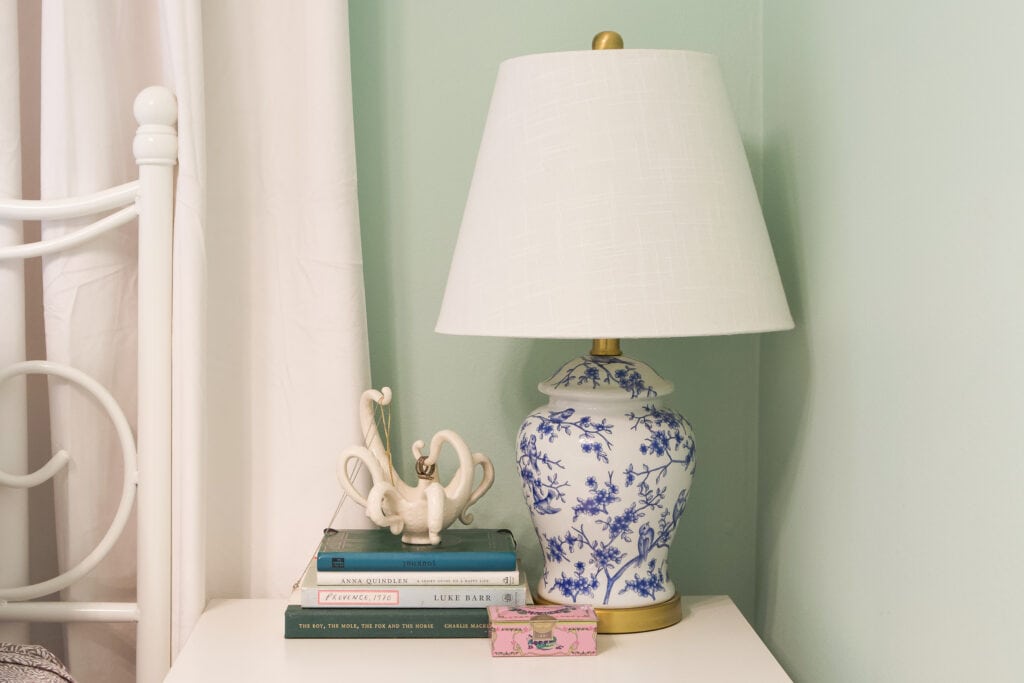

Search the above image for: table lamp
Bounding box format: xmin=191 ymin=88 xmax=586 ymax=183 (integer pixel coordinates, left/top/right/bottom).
xmin=436 ymin=32 xmax=793 ymax=633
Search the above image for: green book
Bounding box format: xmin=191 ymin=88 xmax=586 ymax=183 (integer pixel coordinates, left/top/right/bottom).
xmin=316 ymin=528 xmax=517 ymax=572
xmin=283 ymin=604 xmax=490 ymax=639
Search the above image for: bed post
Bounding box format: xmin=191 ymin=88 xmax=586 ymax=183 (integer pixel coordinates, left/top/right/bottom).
xmin=132 ymin=86 xmax=177 ymax=683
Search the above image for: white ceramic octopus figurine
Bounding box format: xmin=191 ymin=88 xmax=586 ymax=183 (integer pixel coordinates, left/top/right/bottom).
xmin=337 ymin=387 xmax=495 ymax=545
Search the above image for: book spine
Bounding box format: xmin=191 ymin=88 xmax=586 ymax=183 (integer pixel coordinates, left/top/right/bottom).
xmin=301 ymin=582 xmax=528 ymax=609
xmin=315 ymin=567 xmax=520 ymax=586
xmin=316 ymin=550 xmax=517 ymax=572
xmin=284 ymin=606 xmax=489 ymax=639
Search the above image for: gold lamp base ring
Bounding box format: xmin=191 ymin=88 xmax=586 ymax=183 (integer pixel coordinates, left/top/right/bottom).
xmin=535 ymin=593 xmax=682 ymax=634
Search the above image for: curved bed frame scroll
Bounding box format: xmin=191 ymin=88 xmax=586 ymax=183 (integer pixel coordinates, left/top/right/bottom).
xmin=0 ymin=86 xmax=177 ymax=683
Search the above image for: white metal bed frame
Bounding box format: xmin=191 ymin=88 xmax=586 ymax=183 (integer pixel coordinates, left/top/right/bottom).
xmin=0 ymin=86 xmax=177 ymax=683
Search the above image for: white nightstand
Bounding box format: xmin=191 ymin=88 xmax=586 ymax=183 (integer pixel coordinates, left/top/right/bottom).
xmin=165 ymin=595 xmax=790 ymax=682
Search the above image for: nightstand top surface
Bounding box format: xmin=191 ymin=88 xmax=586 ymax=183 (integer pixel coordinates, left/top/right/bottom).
xmin=165 ymin=595 xmax=790 ymax=682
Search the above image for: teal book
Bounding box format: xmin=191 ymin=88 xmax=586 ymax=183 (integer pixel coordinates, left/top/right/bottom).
xmin=283 ymin=604 xmax=490 ymax=639
xmin=315 ymin=528 xmax=517 ymax=572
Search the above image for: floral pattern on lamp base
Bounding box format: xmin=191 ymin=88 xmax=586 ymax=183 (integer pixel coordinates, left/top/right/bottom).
xmin=516 ymin=355 xmax=696 ymax=610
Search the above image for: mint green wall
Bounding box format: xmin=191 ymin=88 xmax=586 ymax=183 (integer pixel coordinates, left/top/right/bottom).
xmin=349 ymin=0 xmax=767 ymax=618
xmin=350 ymin=1 xmax=1024 ymax=675
xmin=759 ymin=2 xmax=1024 ymax=680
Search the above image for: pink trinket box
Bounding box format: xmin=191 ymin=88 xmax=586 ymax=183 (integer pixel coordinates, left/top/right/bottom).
xmin=487 ymin=604 xmax=598 ymax=656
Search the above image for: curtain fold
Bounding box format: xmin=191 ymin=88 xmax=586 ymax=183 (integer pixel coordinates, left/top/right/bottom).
xmin=156 ymin=0 xmax=207 ymax=655
xmin=11 ymin=1 xmax=371 ymax=679
xmin=39 ymin=3 xmax=166 ymax=680
xmin=0 ymin=0 xmax=30 ymax=646
xmin=202 ymin=0 xmax=371 ymax=603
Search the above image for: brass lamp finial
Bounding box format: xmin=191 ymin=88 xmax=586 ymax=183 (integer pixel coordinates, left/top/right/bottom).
xmin=592 ymin=31 xmax=624 ymax=50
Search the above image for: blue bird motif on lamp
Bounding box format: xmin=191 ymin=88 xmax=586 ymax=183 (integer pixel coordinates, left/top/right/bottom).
xmin=637 ymin=523 xmax=655 ymax=561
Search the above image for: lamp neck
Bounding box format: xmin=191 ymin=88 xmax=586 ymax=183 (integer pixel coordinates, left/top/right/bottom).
xmin=587 ymin=35 xmax=624 ymax=360
xmin=590 ymin=338 xmax=622 ymax=356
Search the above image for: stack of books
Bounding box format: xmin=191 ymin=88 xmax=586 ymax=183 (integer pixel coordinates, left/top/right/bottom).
xmin=284 ymin=527 xmax=526 ymax=639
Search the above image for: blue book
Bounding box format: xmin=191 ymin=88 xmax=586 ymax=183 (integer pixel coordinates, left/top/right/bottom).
xmin=316 ymin=528 xmax=517 ymax=572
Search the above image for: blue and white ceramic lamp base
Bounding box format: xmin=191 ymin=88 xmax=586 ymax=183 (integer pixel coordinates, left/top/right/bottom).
xmin=516 ymin=353 xmax=696 ymax=633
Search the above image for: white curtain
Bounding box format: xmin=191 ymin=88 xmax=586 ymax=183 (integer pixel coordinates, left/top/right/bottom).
xmin=7 ymin=1 xmax=371 ymax=680
xmin=200 ymin=1 xmax=372 ymax=604
xmin=38 ymin=4 xmax=168 ymax=677
xmin=0 ymin=0 xmax=29 ymax=647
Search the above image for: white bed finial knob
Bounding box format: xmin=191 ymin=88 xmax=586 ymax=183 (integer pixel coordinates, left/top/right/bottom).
xmin=133 ymin=86 xmax=178 ymax=166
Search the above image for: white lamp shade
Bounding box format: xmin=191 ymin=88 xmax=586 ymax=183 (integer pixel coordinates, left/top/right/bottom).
xmin=437 ymin=48 xmax=793 ymax=339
